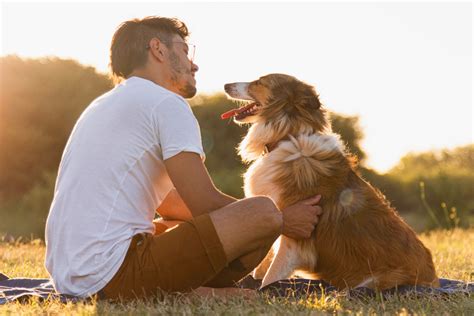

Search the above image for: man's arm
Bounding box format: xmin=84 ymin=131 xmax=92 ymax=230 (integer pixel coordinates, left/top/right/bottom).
xmin=163 ymin=152 xmax=236 ymax=218
xmin=162 ymin=151 xmax=323 ymax=241
xmin=155 ymin=188 xmax=193 ymax=221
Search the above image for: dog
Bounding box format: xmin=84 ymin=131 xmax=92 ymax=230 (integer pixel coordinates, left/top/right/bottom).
xmin=222 ymin=74 xmax=439 ymax=290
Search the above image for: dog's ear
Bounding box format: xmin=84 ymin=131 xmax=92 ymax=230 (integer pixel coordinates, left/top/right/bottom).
xmin=303 ymin=87 xmax=321 ymax=110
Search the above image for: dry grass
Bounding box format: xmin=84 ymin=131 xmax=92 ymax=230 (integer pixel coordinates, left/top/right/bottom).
xmin=1 ymin=229 xmax=473 ymax=315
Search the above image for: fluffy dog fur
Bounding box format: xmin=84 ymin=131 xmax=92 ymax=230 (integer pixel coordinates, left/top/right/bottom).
xmin=224 ymin=74 xmax=439 ymax=290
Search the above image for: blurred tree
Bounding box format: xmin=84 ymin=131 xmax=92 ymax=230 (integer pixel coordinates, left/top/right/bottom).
xmin=386 ymin=145 xmax=474 ymax=228
xmin=0 ymin=56 xmax=113 ymax=202
xmin=0 ymin=170 xmax=57 ymax=238
xmin=389 ymin=145 xmax=474 ymax=181
xmin=330 ymin=113 xmax=366 ymax=163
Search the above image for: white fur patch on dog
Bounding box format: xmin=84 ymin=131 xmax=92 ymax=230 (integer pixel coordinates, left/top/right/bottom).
xmin=272 ymin=133 xmax=345 ymax=181
xmin=244 ymin=155 xmax=284 ymax=204
xmin=336 ymin=187 xmax=366 ymax=217
xmin=227 ymin=82 xmax=253 ymax=100
xmin=261 ymin=236 xmax=302 ymax=288
xmin=279 ymin=134 xmax=344 ymax=162
xmin=243 ymin=132 xmax=347 ymax=201
xmin=339 ymin=188 xmax=355 ymax=207
xmin=238 ymin=115 xmax=308 ymax=163
xmin=239 ymin=122 xmax=279 ymax=162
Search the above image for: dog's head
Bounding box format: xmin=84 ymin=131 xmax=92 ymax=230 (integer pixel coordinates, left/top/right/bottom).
xmin=223 ymin=74 xmax=329 ymax=133
xmin=223 ymin=74 xmax=331 ymax=162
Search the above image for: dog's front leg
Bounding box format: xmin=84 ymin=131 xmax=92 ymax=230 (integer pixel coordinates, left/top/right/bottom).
xmin=252 ymin=237 xmax=279 ymax=279
xmin=260 ymin=236 xmax=301 ymax=288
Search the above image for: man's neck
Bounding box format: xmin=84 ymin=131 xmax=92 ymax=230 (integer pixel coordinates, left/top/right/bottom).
xmin=128 ymin=68 xmax=172 ymax=91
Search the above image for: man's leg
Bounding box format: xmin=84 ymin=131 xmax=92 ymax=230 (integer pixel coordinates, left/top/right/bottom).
xmin=154 ymin=195 xmax=281 ymax=262
xmin=203 ymin=232 xmax=275 ymax=288
xmin=154 ymin=197 xmax=279 ymax=288
xmin=100 ymin=196 xmax=281 ymax=300
xmin=201 ymin=197 xmax=281 ymax=288
xmin=209 ymin=196 xmax=281 ymax=261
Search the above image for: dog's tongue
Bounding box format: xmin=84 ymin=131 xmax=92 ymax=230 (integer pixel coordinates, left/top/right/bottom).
xmin=220 ymin=102 xmax=257 ymax=120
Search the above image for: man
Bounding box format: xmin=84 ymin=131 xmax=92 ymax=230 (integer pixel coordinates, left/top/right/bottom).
xmin=45 ymin=16 xmax=322 ymax=300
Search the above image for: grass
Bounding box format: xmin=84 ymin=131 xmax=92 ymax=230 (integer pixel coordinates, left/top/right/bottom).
xmin=1 ymin=229 xmax=473 ymax=315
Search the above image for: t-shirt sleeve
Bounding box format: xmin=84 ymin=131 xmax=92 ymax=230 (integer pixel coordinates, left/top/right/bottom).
xmin=152 ymin=95 xmax=206 ymax=161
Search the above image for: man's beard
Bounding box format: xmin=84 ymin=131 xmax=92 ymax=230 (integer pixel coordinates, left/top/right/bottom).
xmin=170 ymin=52 xmax=197 ymax=99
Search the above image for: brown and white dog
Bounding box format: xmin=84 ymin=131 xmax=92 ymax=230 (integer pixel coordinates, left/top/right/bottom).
xmin=223 ymin=74 xmax=439 ymax=290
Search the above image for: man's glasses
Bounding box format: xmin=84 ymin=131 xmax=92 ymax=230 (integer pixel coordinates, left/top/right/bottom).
xmin=146 ymin=40 xmax=196 ymax=63
xmin=185 ymin=43 xmax=196 ymax=63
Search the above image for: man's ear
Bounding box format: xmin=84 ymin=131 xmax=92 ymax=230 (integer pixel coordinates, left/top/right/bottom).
xmin=148 ymin=38 xmax=166 ymax=62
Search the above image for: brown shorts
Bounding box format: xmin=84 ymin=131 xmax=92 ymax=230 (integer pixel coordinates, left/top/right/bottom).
xmin=98 ymin=213 xmax=264 ymax=300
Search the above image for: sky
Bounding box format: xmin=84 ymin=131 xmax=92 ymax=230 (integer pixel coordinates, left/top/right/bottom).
xmin=1 ymin=1 xmax=472 ymax=172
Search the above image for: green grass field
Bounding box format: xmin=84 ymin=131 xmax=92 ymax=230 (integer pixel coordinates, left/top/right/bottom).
xmin=1 ymin=229 xmax=473 ymax=315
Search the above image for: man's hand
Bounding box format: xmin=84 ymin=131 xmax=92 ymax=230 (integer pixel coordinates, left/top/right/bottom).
xmin=281 ymin=195 xmax=322 ymax=240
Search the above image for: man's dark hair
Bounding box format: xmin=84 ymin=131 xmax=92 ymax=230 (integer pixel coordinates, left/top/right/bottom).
xmin=109 ymin=16 xmax=189 ymax=81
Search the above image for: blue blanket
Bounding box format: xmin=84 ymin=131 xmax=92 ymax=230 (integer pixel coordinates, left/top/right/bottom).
xmin=241 ymin=276 xmax=474 ymax=298
xmin=0 ymin=273 xmax=82 ymax=304
xmin=1 ymin=272 xmax=472 ymax=304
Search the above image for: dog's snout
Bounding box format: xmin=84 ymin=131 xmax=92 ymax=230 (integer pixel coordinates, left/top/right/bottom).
xmin=224 ymin=83 xmax=234 ymax=92
xmin=224 ymin=82 xmax=253 ymax=100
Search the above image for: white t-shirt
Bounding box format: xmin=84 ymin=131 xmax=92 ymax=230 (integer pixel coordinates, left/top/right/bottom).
xmin=45 ymin=76 xmax=205 ymax=297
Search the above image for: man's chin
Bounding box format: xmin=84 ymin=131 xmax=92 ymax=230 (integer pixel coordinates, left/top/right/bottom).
xmin=181 ymin=83 xmax=197 ymax=99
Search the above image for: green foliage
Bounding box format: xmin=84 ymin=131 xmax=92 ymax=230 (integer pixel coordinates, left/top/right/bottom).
xmin=362 ymin=145 xmax=474 ymax=230
xmin=394 ymin=146 xmax=474 ymax=229
xmin=0 ymin=171 xmax=57 ymax=239
xmin=390 ymin=145 xmax=474 ymax=180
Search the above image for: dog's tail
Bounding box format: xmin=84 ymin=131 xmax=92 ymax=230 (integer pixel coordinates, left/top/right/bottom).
xmin=272 ymin=133 xmax=346 ymax=190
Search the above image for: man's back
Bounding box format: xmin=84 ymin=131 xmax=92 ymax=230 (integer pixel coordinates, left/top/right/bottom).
xmin=45 ymin=77 xmax=203 ymax=296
